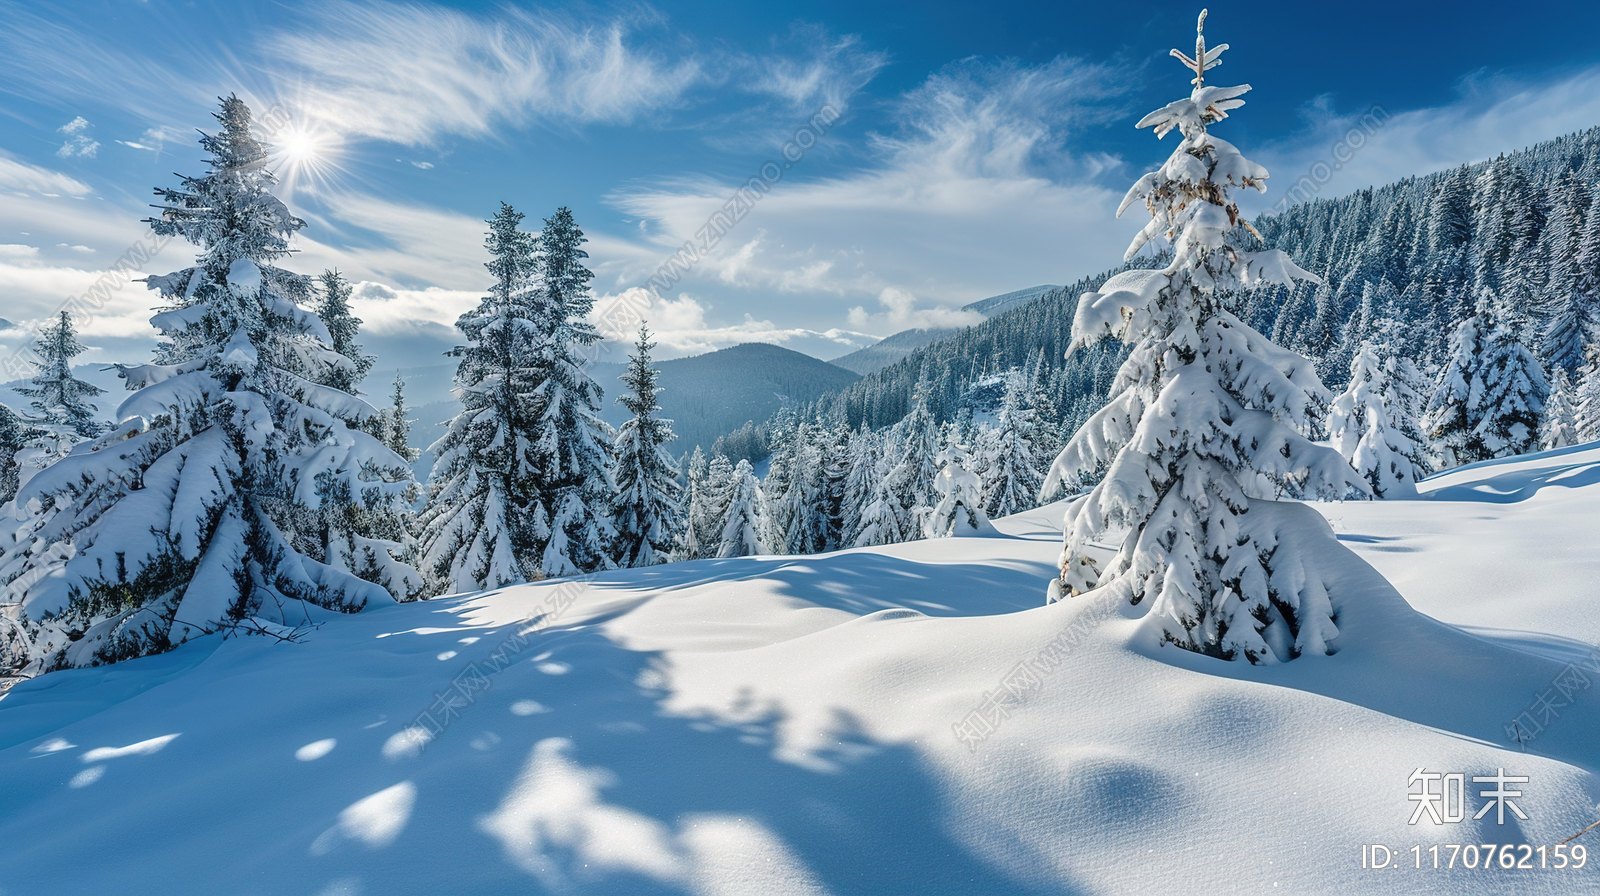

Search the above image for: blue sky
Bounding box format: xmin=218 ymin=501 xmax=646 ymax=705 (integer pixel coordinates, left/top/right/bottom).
xmin=5 ymin=0 xmax=1600 ymax=376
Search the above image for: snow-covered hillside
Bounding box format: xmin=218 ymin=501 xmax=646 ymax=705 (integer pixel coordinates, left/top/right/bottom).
xmin=4 ymin=446 xmax=1600 ymax=894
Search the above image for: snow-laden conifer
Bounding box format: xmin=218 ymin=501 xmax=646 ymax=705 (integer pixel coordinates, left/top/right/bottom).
xmin=1329 ymin=343 xmax=1422 ymax=498
xmin=699 ymin=453 xmax=736 ymax=555
xmin=839 ymin=424 xmax=879 ymax=545
xmin=380 ymin=372 xmax=419 ymax=464
xmin=612 ymin=325 xmax=681 ymax=568
xmin=1043 ymin=13 xmax=1364 ymax=663
xmin=978 ymin=371 xmax=1044 ymax=518
xmin=529 ymin=208 xmax=616 ymax=577
xmin=675 ymin=447 xmax=710 ymax=560
xmin=887 ymin=389 xmax=940 ymax=535
xmin=716 ymin=459 xmax=767 ymax=558
xmin=924 ymin=444 xmax=993 ymax=538
xmin=1424 ymin=295 xmax=1549 ymax=466
xmin=1576 ymin=349 xmax=1600 ymax=441
xmin=418 ymin=203 xmax=544 ymax=593
xmin=0 ymin=96 xmax=419 ymax=672
xmin=1541 ymin=367 xmax=1581 ymax=450
xmin=17 ymin=310 xmax=103 ymax=441
xmin=314 ymin=270 xmax=373 ymax=393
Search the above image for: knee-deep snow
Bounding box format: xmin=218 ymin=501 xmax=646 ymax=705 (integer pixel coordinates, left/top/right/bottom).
xmin=4 ymin=446 xmax=1600 ymax=894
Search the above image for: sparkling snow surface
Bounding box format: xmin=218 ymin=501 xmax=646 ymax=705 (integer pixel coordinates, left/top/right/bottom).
xmin=5 ymin=447 xmax=1600 ymax=894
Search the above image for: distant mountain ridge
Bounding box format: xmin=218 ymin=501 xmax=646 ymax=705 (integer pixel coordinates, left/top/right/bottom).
xmin=608 ymin=342 xmax=859 ymax=454
xmin=830 ymin=284 xmax=1059 ymax=375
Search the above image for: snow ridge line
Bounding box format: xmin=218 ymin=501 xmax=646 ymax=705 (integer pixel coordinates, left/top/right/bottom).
xmin=391 ymin=579 xmax=587 ymax=756
xmin=951 ymin=590 xmax=1122 ymax=752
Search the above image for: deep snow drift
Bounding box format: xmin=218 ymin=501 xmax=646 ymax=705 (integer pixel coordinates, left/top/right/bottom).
xmin=4 ymin=447 xmax=1600 ymax=894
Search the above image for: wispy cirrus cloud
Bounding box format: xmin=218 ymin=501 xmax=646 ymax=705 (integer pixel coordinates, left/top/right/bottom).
xmin=264 ymin=2 xmax=707 ymax=146
xmin=0 ymin=153 xmax=94 ymax=197
xmin=606 ymin=54 xmax=1140 ymax=315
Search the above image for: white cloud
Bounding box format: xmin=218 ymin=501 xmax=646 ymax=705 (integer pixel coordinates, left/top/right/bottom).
xmin=743 ymin=28 xmax=885 ymax=114
xmin=847 ymin=286 xmax=982 ymax=335
xmin=55 ymin=117 xmax=99 ymax=158
xmin=607 ymin=54 xmax=1139 ymax=324
xmin=118 ymin=126 xmax=190 ymax=155
xmin=0 ymin=154 xmax=93 ymax=196
xmin=265 ymin=2 xmax=705 ymax=145
xmin=348 ymin=280 xmax=479 ymax=336
xmin=589 ymin=288 xmax=875 ymax=358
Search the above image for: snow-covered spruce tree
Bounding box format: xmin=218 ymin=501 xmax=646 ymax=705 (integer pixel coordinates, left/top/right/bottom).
xmin=1541 ymin=367 xmax=1580 ymax=450
xmin=815 ymin=418 xmax=852 ymax=551
xmin=1540 ymin=173 xmax=1597 ymax=373
xmin=979 ymin=371 xmax=1044 ymax=518
xmin=314 ymin=270 xmax=374 ymax=393
xmin=17 ymin=310 xmax=104 ymax=441
xmin=1044 ymin=12 xmax=1365 ymax=663
xmin=839 ymin=423 xmax=879 ymax=545
xmin=0 ymin=96 xmax=420 ymax=671
xmin=1329 ymin=343 xmax=1423 ymax=499
xmin=1424 ymin=294 xmax=1549 ymax=466
xmin=852 ymin=444 xmax=909 ymax=548
xmin=699 ymin=453 xmax=736 ymax=555
xmin=612 ymin=325 xmax=681 ymax=568
xmin=418 ymin=204 xmax=546 ymax=593
xmin=381 ymin=372 xmax=419 ymax=463
xmin=924 ymin=443 xmax=994 ymax=538
xmin=9 ymin=311 xmax=107 ymax=493
xmin=769 ymin=418 xmax=819 ymax=555
xmin=716 ymin=459 xmax=767 ymax=558
xmin=674 ymin=447 xmax=709 ymax=560
xmin=528 ymin=207 xmax=617 ymax=577
xmin=1576 ymin=348 xmax=1600 ymax=441
xmin=886 ymin=388 xmax=940 ymax=536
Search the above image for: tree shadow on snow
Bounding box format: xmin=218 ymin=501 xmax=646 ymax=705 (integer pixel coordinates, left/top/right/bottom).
xmin=316 ymin=622 xmax=1082 ymax=896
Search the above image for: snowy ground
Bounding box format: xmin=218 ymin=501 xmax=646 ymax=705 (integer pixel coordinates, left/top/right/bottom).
xmin=5 ymin=448 xmax=1600 ymax=894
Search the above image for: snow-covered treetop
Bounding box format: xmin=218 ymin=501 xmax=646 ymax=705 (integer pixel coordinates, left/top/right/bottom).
xmin=146 ymin=94 xmax=305 ymax=275
xmin=1105 ymin=9 xmax=1318 ymax=293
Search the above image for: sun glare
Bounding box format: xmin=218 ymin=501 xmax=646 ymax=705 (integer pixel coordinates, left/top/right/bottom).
xmin=270 ymin=124 xmax=343 ymax=193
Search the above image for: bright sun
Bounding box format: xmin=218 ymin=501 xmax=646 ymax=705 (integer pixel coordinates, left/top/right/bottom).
xmin=271 ymin=125 xmax=342 ymax=191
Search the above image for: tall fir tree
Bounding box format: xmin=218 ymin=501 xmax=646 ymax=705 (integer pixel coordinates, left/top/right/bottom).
xmin=716 ymin=459 xmax=767 ymax=558
xmin=1575 ymin=346 xmax=1600 ymax=441
xmin=887 ymin=387 xmax=941 ymax=536
xmin=839 ymin=423 xmax=879 ymax=546
xmin=675 ymin=446 xmax=709 ymax=560
xmin=529 ymin=207 xmax=617 ymax=577
xmin=978 ymin=371 xmax=1045 ymax=518
xmin=1045 ymin=13 xmax=1363 ymax=663
xmin=1541 ymin=367 xmax=1580 ymax=450
xmin=315 ymin=270 xmax=374 ymax=393
xmin=612 ymin=325 xmax=681 ymax=568
xmin=1425 ymin=293 xmax=1549 ymax=466
xmin=17 ymin=310 xmax=104 ymax=441
xmin=698 ymin=453 xmax=736 ymax=557
xmin=417 ymin=204 xmax=546 ymax=593
xmin=0 ymin=96 xmax=420 ymax=672
xmin=1329 ymin=343 xmax=1423 ymax=498
xmin=381 ymin=372 xmax=420 ymax=463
